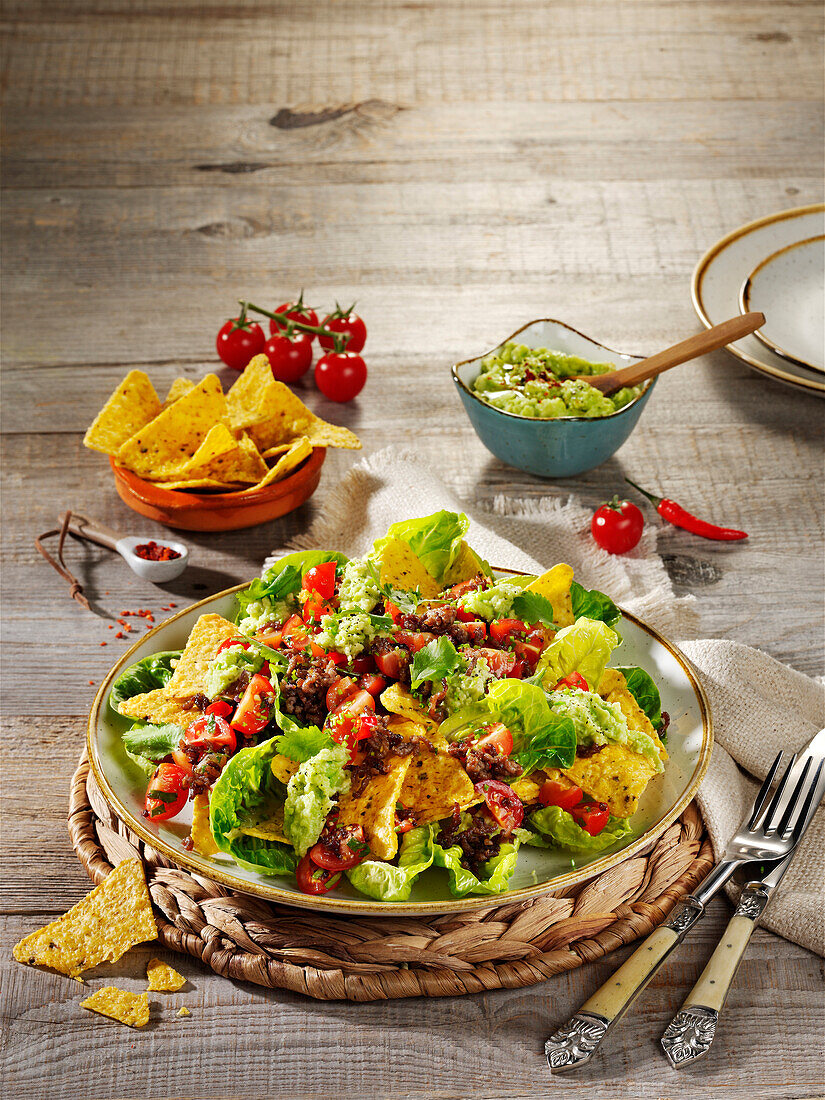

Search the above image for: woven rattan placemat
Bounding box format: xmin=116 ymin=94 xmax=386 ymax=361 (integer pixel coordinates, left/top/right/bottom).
xmin=69 ymin=755 xmax=713 ymax=1002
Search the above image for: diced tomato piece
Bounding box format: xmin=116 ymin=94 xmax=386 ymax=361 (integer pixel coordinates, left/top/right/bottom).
xmin=281 ymin=613 xmax=325 ymax=657
xmin=358 ymin=672 xmax=387 ymax=697
xmin=455 ymin=607 xmax=478 ymax=622
xmin=144 ymin=763 xmax=188 ymax=822
xmin=183 ymin=714 xmax=237 ymax=754
xmin=230 ymin=674 xmax=275 ymax=736
xmin=510 ymin=658 xmax=525 ymax=679
xmin=205 ymin=699 xmax=233 ymax=719
xmin=254 ymin=627 xmax=284 ymax=648
xmin=474 ymin=779 xmax=524 ymax=833
xmin=554 ymin=672 xmax=589 ymax=692
xmin=309 ymin=825 xmax=367 ymax=871
xmin=462 ymin=620 xmax=488 ymax=643
xmin=384 ymin=600 xmax=404 ymax=625
xmin=171 ymin=748 xmax=192 ymax=774
xmin=475 ymin=722 xmax=513 ymax=756
xmin=326 ymin=650 xmax=347 ymax=666
xmin=468 ymin=647 xmax=517 ymax=678
xmin=328 ymin=689 xmax=375 ymax=724
xmin=303 ymin=561 xmax=337 ymax=600
xmin=445 ymin=577 xmax=484 ymax=598
xmin=327 ymin=706 xmax=378 ymax=754
xmin=216 ymin=638 xmax=250 ymax=655
xmin=570 ymin=800 xmax=610 ymax=836
xmin=296 ymin=853 xmax=341 ymax=895
xmin=394 ymin=630 xmax=436 ymax=653
xmin=303 ymin=594 xmax=334 ymax=624
xmin=538 ymin=780 xmax=583 ymax=811
xmin=373 ymin=646 xmax=409 ymax=680
xmin=350 ymin=655 xmax=375 ymax=674
xmin=326 ymin=675 xmax=359 ymax=712
xmin=489 ymin=618 xmax=528 ymax=647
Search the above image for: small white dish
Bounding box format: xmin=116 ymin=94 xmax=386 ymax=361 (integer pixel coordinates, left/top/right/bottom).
xmin=692 ymin=204 xmax=825 ymax=395
xmin=741 ymin=235 xmax=825 ymax=373
xmin=114 ymin=534 xmax=190 ymax=582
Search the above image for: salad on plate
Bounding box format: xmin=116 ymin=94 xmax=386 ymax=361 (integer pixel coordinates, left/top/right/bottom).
xmin=111 ymin=511 xmax=669 ymax=901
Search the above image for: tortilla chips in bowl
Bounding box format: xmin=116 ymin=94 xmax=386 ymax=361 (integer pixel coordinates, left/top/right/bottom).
xmin=84 ymin=356 xmax=361 ymax=531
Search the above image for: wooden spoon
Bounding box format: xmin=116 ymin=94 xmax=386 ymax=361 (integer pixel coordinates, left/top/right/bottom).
xmin=578 ymin=312 xmax=765 ymax=394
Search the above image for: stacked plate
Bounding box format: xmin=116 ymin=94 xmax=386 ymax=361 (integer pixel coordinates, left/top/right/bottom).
xmin=692 ymin=204 xmax=825 ymax=395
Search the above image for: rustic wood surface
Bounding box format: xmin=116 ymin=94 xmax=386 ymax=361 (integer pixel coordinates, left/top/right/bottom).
xmin=1 ymin=1 xmax=823 ymax=1098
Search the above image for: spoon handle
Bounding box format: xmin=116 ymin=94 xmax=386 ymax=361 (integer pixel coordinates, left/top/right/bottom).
xmin=590 ymin=312 xmax=765 ymax=393
xmin=58 ymin=511 xmax=122 ymax=552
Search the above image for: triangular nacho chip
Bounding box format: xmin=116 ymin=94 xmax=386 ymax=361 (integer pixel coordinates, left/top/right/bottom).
xmin=379 ymin=683 xmax=442 ymax=739
xmin=271 ymin=755 xmax=300 ymax=785
xmin=163 ymin=613 xmax=238 ymax=697
xmin=146 ymin=957 xmax=187 ymax=992
xmin=253 ymin=437 xmax=312 ymax=488
xmin=190 ymin=793 xmax=220 ymax=857
xmin=337 ymin=755 xmax=413 ymax=861
xmin=117 ymin=374 xmax=227 ymax=478
xmin=239 ymin=804 xmax=288 ymax=844
xmin=83 ymin=371 xmax=161 ymax=456
xmin=525 ymin=563 xmax=575 ymax=628
xmin=160 ymin=478 xmax=244 ymax=492
xmin=301 ymin=418 xmax=360 ymax=450
xmin=375 ymin=538 xmax=441 ymax=599
xmin=80 ymin=987 xmax=150 ymax=1028
xmin=442 ymin=541 xmax=488 ymax=587
xmin=117 ymin=688 xmax=191 ymax=728
xmin=163 ymin=377 xmax=195 ymax=406
xmin=163 ymin=424 xmax=268 ymax=485
xmin=399 ymin=750 xmax=477 ymax=826
xmin=261 ymin=443 xmax=295 ymax=460
xmin=13 ymin=859 xmax=157 ymax=978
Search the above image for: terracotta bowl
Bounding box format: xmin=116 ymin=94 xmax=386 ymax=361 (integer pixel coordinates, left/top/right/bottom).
xmin=109 ymin=448 xmax=326 ymax=532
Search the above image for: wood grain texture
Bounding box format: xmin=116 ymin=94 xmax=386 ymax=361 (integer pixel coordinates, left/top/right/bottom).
xmin=1 ymin=0 xmax=824 ymax=1096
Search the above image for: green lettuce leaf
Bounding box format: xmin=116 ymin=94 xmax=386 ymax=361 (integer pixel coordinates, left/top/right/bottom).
xmin=346 ymin=826 xmax=435 ymax=901
xmin=209 ymin=735 xmax=297 ymax=876
xmin=432 ymin=838 xmax=520 ymax=897
xmin=570 ymin=580 xmax=622 ymax=632
xmin=109 ymin=650 xmax=181 ymax=714
xmin=379 ymin=510 xmax=470 ymax=584
xmin=510 ymin=589 xmax=556 ymax=627
xmin=536 ymin=617 xmax=618 ymax=690
xmin=121 ymin=723 xmax=182 ymax=761
xmin=283 ymin=743 xmax=351 ymax=857
xmin=615 ymin=666 xmax=663 ymax=728
xmin=529 ymin=805 xmax=633 ymax=853
xmin=410 ymin=636 xmax=462 ymax=689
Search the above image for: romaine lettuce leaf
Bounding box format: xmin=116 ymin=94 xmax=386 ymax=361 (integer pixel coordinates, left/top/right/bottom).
xmin=410 ymin=636 xmax=461 ymax=689
xmin=432 ymin=838 xmax=520 ymax=896
xmin=283 ymin=743 xmax=351 ymax=857
xmin=121 ymin=723 xmax=182 ymax=761
xmin=380 ymin=510 xmax=470 ymax=584
xmin=615 ymin=666 xmax=663 ymax=728
xmin=528 ymin=805 xmax=633 ymax=853
xmin=346 ymin=825 xmax=435 ymax=901
xmin=535 ymin=617 xmax=618 ymax=690
xmin=109 ymin=650 xmax=181 ymax=714
xmin=570 ymin=581 xmax=622 ymax=632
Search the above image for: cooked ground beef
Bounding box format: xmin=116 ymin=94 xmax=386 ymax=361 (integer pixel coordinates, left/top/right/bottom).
xmin=396 ymin=604 xmax=476 ymax=647
xmin=187 ymin=751 xmax=228 ymax=795
xmin=181 ymin=693 xmax=210 ymax=712
xmin=427 ymin=682 xmax=449 ymax=722
xmin=659 ymin=711 xmax=670 ymax=737
xmin=279 ymin=654 xmax=341 ymax=727
xmin=447 ymin=739 xmax=523 ymax=784
xmin=438 ymin=805 xmax=501 ymax=873
xmin=576 ymin=743 xmax=606 ymax=759
xmin=349 ymin=715 xmax=418 ymax=797
xmin=222 ymin=672 xmax=251 ymax=702
xmin=441 ymin=573 xmax=489 ymax=598
xmin=313 ymin=819 xmax=367 ymax=862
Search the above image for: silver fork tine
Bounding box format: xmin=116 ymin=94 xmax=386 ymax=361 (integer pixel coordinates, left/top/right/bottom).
xmin=747 ymin=750 xmax=785 ymax=828
xmin=773 ymin=756 xmax=814 ymax=836
xmin=754 ymin=752 xmax=797 ymax=831
xmin=787 ymin=757 xmax=825 ymax=840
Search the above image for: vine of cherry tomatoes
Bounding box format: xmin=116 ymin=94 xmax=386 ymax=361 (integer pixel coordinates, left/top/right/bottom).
xmin=215 ymin=294 xmax=368 ymax=403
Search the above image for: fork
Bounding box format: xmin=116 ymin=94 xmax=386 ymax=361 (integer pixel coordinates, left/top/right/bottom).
xmin=544 ymin=749 xmax=824 ymax=1072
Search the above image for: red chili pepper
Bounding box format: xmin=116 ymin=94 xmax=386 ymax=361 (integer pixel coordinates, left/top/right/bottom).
xmin=625 ymin=478 xmax=747 ymax=542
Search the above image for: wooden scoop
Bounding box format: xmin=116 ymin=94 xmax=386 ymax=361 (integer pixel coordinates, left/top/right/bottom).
xmin=579 ymin=312 xmax=765 ymax=394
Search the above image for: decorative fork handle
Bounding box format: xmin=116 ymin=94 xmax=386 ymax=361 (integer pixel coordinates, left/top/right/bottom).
xmin=545 ymin=896 xmax=705 ymax=1072
xmin=660 ymin=881 xmax=770 ymax=1067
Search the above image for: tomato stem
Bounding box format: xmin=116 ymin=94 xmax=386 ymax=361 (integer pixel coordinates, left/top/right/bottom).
xmin=241 ymin=300 xmax=349 ymax=353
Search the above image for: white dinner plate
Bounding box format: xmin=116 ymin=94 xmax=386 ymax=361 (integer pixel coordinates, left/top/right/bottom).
xmin=88 ymin=576 xmax=712 ymax=916
xmin=692 ymin=204 xmax=825 ymax=395
xmin=741 ymin=235 xmax=825 ymax=374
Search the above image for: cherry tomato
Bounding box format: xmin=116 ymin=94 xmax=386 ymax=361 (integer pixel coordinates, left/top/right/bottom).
xmin=455 ymin=607 xmax=479 ymax=623
xmin=309 ymin=826 xmax=367 ymax=871
xmin=263 ymin=332 xmax=313 ymax=383
xmin=254 ymin=626 xmax=284 ymax=649
xmin=296 ymin=853 xmax=341 ymax=895
xmin=302 ymin=594 xmax=334 ymax=624
xmin=591 ymin=497 xmax=644 ymax=555
xmin=319 ymin=311 xmax=367 ymax=353
xmin=303 ymin=562 xmax=337 ymax=599
xmin=269 ymin=299 xmax=320 ymax=339
xmin=512 ymin=628 xmax=546 ymax=669
xmin=570 ymin=800 xmax=610 ymax=836
xmin=358 ymin=672 xmax=387 ymax=697
xmin=446 ymin=577 xmax=484 ymax=598
xmin=489 ymin=618 xmax=528 ymax=647
xmin=281 ymin=613 xmax=324 ymax=657
xmin=327 ymin=690 xmax=375 ymax=725
xmin=474 ymin=722 xmax=513 ymax=756
xmin=328 ymin=708 xmax=378 ymax=754
xmin=205 ymin=699 xmax=233 ymax=719
xmin=326 ymin=651 xmax=347 ymax=667
xmin=384 ymin=600 xmax=404 ymax=625
xmin=231 ymin=674 xmax=275 ymax=736
xmin=216 ymin=638 xmax=249 ymax=655
xmin=474 ymin=779 xmax=524 ymax=833
xmin=394 ymin=630 xmax=437 ymax=654
xmin=326 ymin=675 xmax=359 ymax=713
xmin=144 ymin=763 xmax=189 ymax=822
xmin=554 ymin=672 xmax=589 ymax=692
xmin=467 ymin=647 xmax=517 ymax=678
xmin=171 ymin=748 xmax=192 ymax=773
xmin=216 ymin=318 xmax=265 ymax=371
xmin=373 ymin=645 xmax=409 ymax=680
xmin=538 ymin=780 xmax=583 ymax=811
xmin=183 ymin=714 xmax=237 ymax=754
xmin=461 ymin=620 xmax=488 ymax=644
xmin=315 ymin=351 xmax=367 ymax=403
xmin=350 ymin=655 xmax=375 ymax=674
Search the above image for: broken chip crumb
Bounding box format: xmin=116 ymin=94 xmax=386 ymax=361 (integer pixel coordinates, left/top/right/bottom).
xmin=13 ymin=859 xmax=157 ymax=978
xmin=80 ymin=986 xmax=150 ymax=1028
xmin=146 ymin=957 xmax=186 ymax=992
xmin=177 ymin=1006 xmax=191 ymax=1017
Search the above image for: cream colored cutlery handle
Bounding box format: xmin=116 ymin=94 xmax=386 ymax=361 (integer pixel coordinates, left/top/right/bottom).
xmin=660 ymin=883 xmax=770 ymax=1068
xmin=545 ymin=897 xmax=705 ymax=1072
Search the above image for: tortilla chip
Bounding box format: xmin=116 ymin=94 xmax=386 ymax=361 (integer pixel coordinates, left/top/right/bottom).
xmin=598 ymin=670 xmax=667 ymax=761
xmin=253 ymin=437 xmax=312 ymax=488
xmin=80 ymin=987 xmax=150 ymax=1028
xmin=525 ymin=563 xmax=575 ymax=628
xmin=399 ymin=750 xmax=477 ymax=825
xmin=159 ymin=478 xmax=243 ymax=492
xmin=13 ymin=859 xmax=156 ymax=978
xmin=271 ymin=755 xmax=300 ymax=785
xmin=163 ymin=614 xmax=238 ymax=697
xmin=301 ymin=418 xmax=360 ymax=450
xmin=442 ymin=541 xmax=488 ymax=587
xmin=178 ymin=1006 xmax=191 ymax=1017
xmin=146 ymin=958 xmax=186 ymax=992
xmin=240 ymin=804 xmax=288 ymax=844
xmin=375 ymin=538 xmax=440 ymax=599
xmin=117 ymin=374 xmax=227 ymax=478
xmin=510 ymin=775 xmax=544 ymax=803
xmin=163 ymin=424 xmax=269 ymax=486
xmin=163 ymin=377 xmax=195 ymax=406
xmin=563 ymin=744 xmax=656 ymax=818
xmin=379 ymin=683 xmax=442 ymax=740
xmin=338 ymin=756 xmax=413 ymax=860
xmin=83 ymin=371 xmax=161 ymax=456
xmin=117 ymin=688 xmax=191 ymax=728
xmin=261 ymin=443 xmax=295 ymax=460
xmin=190 ymin=793 xmax=220 ymax=857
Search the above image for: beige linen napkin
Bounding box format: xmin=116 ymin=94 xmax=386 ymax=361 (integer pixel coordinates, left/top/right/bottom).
xmin=269 ymin=449 xmax=825 ymax=955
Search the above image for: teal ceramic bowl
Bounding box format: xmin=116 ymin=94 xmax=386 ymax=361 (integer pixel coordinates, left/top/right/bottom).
xmin=452 ymin=318 xmax=656 ymax=478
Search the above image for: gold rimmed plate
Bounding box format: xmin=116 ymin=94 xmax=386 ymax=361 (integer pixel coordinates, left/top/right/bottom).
xmin=87 ymin=573 xmax=712 ymax=916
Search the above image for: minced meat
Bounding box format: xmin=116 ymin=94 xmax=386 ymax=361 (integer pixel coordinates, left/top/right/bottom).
xmin=447 ymin=739 xmax=523 ymax=784
xmin=438 ymin=805 xmax=501 ymax=874
xmin=348 ymin=715 xmax=418 ymax=797
xmin=279 ymin=654 xmax=341 ymax=727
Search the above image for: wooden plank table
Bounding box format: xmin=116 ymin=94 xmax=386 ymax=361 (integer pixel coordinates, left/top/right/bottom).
xmin=1 ymin=2 xmax=823 ymax=1097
